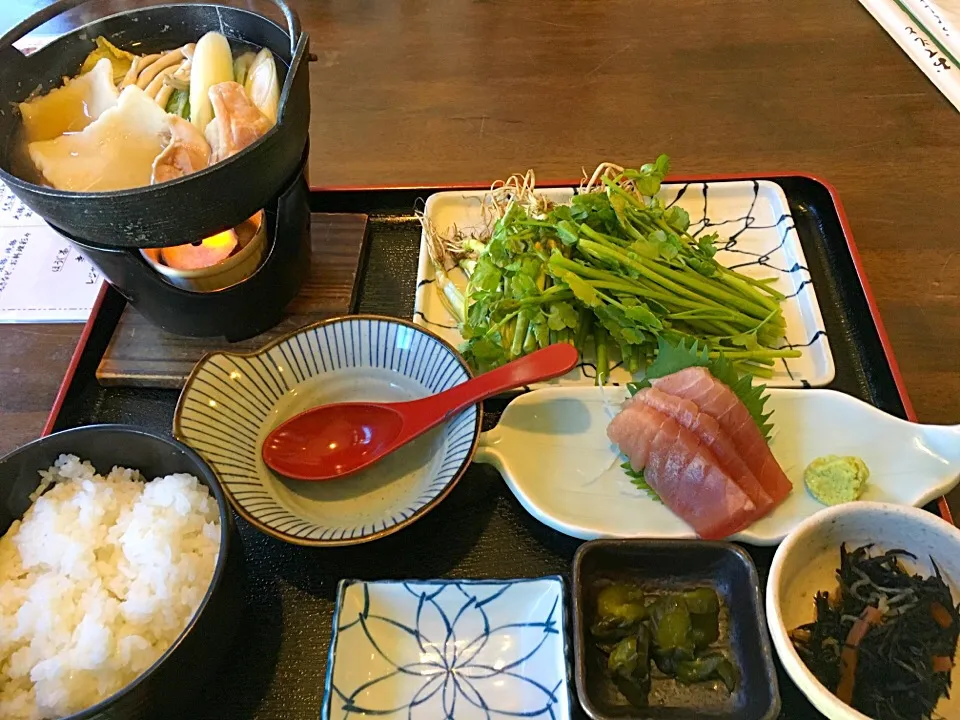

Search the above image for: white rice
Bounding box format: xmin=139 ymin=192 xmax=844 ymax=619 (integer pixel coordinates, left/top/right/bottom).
xmin=0 ymin=454 xmax=221 ymax=720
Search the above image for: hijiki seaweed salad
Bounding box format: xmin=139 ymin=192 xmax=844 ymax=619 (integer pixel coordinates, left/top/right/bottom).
xmin=790 ymin=544 xmax=960 ymax=720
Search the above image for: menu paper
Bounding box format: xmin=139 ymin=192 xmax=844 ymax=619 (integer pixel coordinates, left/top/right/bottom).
xmin=0 ymin=182 xmax=102 ymax=323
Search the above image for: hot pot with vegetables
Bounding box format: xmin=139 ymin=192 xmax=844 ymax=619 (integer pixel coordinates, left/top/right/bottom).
xmin=0 ymin=1 xmax=314 ymax=340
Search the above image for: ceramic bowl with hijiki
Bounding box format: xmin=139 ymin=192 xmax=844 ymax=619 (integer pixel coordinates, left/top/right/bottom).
xmin=174 ymin=315 xmax=482 ymax=547
xmin=323 ymin=577 xmax=571 ymax=719
xmin=767 ymin=502 xmax=960 ymax=720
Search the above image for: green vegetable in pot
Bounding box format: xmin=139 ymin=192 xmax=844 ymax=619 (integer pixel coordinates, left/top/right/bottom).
xmin=165 ymin=88 xmax=190 ymax=119
xmin=244 ymin=48 xmax=279 ymax=123
xmin=189 ymin=31 xmax=234 ymax=132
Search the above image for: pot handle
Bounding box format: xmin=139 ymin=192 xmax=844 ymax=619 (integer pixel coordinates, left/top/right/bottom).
xmin=0 ymin=0 xmax=302 ymax=57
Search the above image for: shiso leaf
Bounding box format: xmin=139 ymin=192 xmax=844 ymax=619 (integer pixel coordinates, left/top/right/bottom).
xmin=621 ymin=461 xmax=662 ymax=503
xmin=627 ymin=336 xmax=774 ymax=443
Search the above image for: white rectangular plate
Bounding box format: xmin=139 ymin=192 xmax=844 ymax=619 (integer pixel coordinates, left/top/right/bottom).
xmin=414 ymin=181 xmax=835 ymax=387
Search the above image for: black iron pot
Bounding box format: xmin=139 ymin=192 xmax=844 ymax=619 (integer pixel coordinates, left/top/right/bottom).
xmin=0 ymin=0 xmax=310 ymax=248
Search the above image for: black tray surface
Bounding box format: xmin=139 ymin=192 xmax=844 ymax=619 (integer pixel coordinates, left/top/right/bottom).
xmin=48 ymin=177 xmax=916 ymax=719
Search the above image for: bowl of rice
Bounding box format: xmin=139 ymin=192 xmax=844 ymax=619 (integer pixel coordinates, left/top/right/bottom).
xmin=0 ymin=424 xmax=243 ymax=720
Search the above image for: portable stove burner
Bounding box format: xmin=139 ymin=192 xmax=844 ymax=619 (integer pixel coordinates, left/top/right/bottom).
xmin=58 ymin=150 xmax=311 ymax=341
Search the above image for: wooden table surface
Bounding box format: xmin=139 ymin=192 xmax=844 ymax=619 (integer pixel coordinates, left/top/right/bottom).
xmin=1 ymin=0 xmax=957 ymax=493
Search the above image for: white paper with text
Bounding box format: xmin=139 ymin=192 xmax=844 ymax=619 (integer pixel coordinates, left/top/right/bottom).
xmin=0 ymin=182 xmax=102 ymax=323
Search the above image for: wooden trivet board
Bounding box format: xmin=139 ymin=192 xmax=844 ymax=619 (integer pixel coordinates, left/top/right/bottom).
xmin=96 ymin=213 xmax=369 ymax=389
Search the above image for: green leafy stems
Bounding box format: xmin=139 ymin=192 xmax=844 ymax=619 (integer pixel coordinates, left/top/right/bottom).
xmin=419 ymin=156 xmax=802 ymax=381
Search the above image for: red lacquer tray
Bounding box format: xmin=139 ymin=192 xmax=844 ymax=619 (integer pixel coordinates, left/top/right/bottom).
xmin=39 ymin=174 xmax=952 ymax=719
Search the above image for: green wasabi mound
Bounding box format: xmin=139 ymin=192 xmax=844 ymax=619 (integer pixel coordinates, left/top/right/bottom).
xmin=803 ymin=455 xmax=870 ymax=506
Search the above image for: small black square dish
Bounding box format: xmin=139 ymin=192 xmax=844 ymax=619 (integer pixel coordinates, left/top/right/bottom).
xmin=572 ymin=539 xmax=780 ymax=720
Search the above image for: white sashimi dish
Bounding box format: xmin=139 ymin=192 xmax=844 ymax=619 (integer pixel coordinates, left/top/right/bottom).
xmin=474 ymin=380 xmax=960 ymax=546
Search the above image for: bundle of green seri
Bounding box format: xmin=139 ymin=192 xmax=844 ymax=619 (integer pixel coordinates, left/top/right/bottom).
xmin=421 ymin=156 xmax=801 ymax=380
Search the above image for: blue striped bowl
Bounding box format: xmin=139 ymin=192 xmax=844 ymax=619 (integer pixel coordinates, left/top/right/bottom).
xmin=173 ymin=315 xmax=482 ymax=546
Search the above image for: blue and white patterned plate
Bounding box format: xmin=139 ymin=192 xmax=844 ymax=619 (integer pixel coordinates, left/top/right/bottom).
xmin=174 ymin=315 xmax=482 ymax=546
xmin=415 ymin=181 xmax=835 ymax=388
xmin=324 ymin=577 xmax=570 ymax=720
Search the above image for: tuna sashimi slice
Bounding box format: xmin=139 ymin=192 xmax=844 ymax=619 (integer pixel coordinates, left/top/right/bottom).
xmin=628 ymin=386 xmax=775 ymax=516
xmin=607 ymin=402 xmax=757 ymax=540
xmin=651 ymin=366 xmax=793 ymax=503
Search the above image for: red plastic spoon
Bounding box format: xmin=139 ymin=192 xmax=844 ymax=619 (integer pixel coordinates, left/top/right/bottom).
xmin=261 ymin=343 xmax=580 ymax=481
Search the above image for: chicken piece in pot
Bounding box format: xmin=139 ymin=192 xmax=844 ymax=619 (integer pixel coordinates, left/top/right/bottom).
xmin=151 ymin=115 xmax=212 ymax=185
xmin=203 ymin=81 xmax=273 ymax=164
